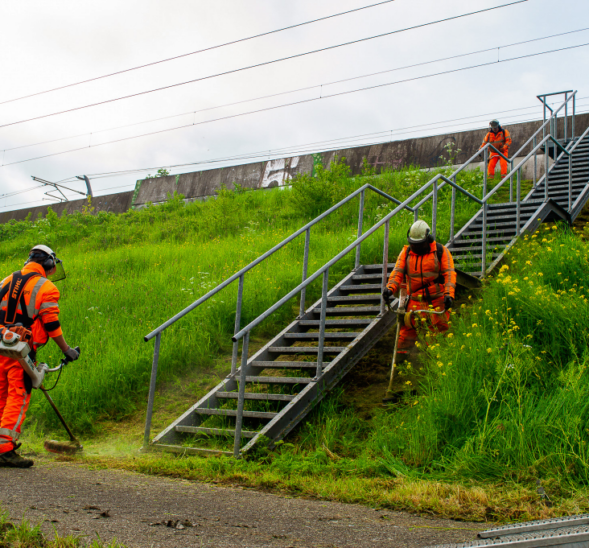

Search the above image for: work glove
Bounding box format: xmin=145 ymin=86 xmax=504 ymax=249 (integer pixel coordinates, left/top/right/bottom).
xmin=63 ymin=346 xmax=80 ymax=362
xmin=444 ymin=296 xmax=454 ymax=310
xmin=382 ymin=288 xmax=394 ymax=304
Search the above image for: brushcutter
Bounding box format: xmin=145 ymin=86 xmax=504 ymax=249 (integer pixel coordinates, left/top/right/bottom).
xmin=382 ymin=291 xmax=446 ymax=404
xmin=0 ymin=329 xmax=82 ymax=454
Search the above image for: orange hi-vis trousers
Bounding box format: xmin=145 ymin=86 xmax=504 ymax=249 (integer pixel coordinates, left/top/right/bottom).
xmin=488 ymin=149 xmax=509 ymax=177
xmin=0 ymin=357 xmax=31 ymax=453
xmin=397 ymin=296 xmax=450 ymax=351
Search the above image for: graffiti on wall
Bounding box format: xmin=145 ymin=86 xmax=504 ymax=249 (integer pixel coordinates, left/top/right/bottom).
xmin=260 ymin=157 xmax=300 ymax=188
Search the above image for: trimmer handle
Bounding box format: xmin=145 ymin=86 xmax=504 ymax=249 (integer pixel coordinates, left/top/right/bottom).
xmin=63 ymin=346 xmax=81 ymax=364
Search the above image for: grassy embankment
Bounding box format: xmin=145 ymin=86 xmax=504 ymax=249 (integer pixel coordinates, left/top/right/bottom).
xmin=1 ymin=158 xmax=481 ymax=435
xmin=0 ymin=507 xmax=125 ymax=547
xmin=8 ymin=157 xmax=562 ymax=522
xmin=88 ymin=221 xmax=589 ymax=524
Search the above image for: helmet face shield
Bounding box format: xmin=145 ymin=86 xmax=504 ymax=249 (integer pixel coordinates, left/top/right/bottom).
xmin=48 ymin=259 xmax=66 ymax=283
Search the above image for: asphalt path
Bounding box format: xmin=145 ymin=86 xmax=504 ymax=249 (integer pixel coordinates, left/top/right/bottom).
xmin=0 ymin=462 xmax=485 ymax=547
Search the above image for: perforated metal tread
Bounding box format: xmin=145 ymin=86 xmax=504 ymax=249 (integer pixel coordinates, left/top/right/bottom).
xmin=479 ymin=514 xmax=589 ymax=538
xmin=428 ymin=523 xmax=589 ymax=547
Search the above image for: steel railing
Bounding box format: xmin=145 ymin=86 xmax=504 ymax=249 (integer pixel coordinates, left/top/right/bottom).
xmin=143 ymin=90 xmax=583 ymax=457
xmin=142 ymin=183 xmax=414 ymax=447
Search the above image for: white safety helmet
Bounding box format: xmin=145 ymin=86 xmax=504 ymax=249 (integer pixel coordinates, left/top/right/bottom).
xmin=27 ymin=245 xmax=66 ymax=282
xmin=407 ymin=220 xmax=432 ymax=244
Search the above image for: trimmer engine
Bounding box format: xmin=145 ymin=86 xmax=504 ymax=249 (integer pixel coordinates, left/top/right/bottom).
xmin=0 ymin=330 xmax=49 ymax=389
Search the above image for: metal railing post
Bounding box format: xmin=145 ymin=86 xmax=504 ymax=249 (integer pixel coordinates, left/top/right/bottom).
xmin=545 ymin=150 xmax=549 ymax=201
xmin=380 ymin=220 xmax=390 ymax=316
xmin=565 ymin=92 xmax=568 ymax=143
xmin=354 ymin=190 xmax=365 ymax=270
xmin=143 ymin=332 xmax=161 ymax=448
xmin=231 ymin=274 xmax=245 ymax=375
xmin=482 ymin=148 xmax=488 ymax=277
xmin=414 ymin=207 xmax=419 ymax=223
xmin=483 ymin=147 xmax=488 ymax=200
xmin=233 ymin=331 xmax=249 ymax=458
xmin=533 ymin=136 xmax=537 ymax=188
xmin=573 ymin=93 xmax=576 ymax=141
xmin=449 ymin=176 xmax=456 ymax=242
xmin=516 ymin=168 xmax=521 ymax=234
xmin=482 ymin=203 xmax=487 ymax=277
xmin=569 ymin=152 xmax=572 ymax=212
xmin=316 ymin=269 xmax=329 ymax=379
xmin=299 ymin=228 xmax=311 ymax=318
xmin=432 ymin=181 xmax=438 ymax=239
xmin=509 ymin=160 xmax=514 ymax=203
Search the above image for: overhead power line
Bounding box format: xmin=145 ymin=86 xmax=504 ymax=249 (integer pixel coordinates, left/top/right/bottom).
xmin=0 ymin=1 xmax=526 ymax=130
xmin=2 ymin=38 xmax=588 ymax=169
xmin=0 ymin=0 xmax=399 ymax=107
xmin=5 ymin=25 xmax=587 ymax=157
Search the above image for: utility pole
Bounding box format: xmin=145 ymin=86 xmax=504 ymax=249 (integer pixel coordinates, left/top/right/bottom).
xmin=31 ymin=176 xmax=89 ymax=203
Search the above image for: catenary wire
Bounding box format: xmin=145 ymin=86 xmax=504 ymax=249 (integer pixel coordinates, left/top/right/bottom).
xmin=0 ymin=1 xmax=527 ymax=130
xmin=0 ymin=0 xmax=399 ymax=107
xmin=4 ymin=24 xmax=588 ymax=156
xmin=2 ymin=39 xmax=587 ymax=170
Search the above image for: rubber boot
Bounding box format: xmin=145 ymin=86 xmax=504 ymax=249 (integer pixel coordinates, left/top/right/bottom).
xmin=0 ymin=450 xmax=34 ymax=468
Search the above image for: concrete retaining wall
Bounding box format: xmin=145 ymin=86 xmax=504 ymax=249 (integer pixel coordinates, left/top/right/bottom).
xmin=0 ymin=191 xmax=134 ymax=225
xmin=2 ymin=113 xmax=586 ymax=224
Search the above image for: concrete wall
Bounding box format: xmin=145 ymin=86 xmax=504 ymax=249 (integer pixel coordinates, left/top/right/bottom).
xmin=2 ymin=112 xmax=586 ymax=223
xmin=0 ymin=191 xmax=134 ymax=225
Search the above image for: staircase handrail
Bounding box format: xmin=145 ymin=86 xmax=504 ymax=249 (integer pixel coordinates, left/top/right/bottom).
xmin=144 ymin=183 xmax=412 ymax=343
xmin=233 ymin=172 xmax=482 ymax=343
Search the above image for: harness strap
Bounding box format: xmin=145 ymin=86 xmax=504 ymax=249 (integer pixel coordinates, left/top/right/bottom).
xmin=1 ymin=272 xmax=42 ymax=329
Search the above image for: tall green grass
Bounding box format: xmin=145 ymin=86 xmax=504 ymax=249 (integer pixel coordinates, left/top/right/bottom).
xmin=269 ymin=223 xmax=589 ymax=490
xmin=370 ymin=225 xmax=589 ymax=486
xmin=0 ymin=159 xmax=483 ymax=432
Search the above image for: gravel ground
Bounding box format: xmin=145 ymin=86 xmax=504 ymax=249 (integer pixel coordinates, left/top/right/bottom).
xmin=0 ymin=462 xmax=486 ymax=548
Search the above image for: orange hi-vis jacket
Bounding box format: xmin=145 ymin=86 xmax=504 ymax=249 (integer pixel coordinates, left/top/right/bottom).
xmin=0 ymin=262 xmax=62 ymax=351
xmin=481 ymin=128 xmax=512 ymax=154
xmin=387 ymin=242 xmax=456 ymax=300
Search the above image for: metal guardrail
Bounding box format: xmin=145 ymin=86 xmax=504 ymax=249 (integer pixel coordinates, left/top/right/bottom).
xmin=143 ymin=90 xmax=581 ymax=457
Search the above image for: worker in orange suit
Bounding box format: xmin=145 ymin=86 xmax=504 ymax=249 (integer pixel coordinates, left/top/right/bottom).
xmin=0 ymin=245 xmax=79 ymax=468
xmin=481 ymin=119 xmax=512 ymax=178
xmin=382 ymin=221 xmax=456 ymax=356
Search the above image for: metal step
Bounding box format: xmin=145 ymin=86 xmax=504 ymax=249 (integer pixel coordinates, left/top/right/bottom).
xmin=176 ymin=426 xmax=257 ymax=438
xmin=269 ymin=346 xmax=347 ymax=354
xmin=195 ymin=408 xmax=277 ymax=419
xmin=245 ymin=376 xmax=313 ymax=384
xmin=313 ymin=306 xmax=381 ymax=316
xmin=351 ymin=273 xmax=388 ymax=282
xmin=148 ymin=444 xmax=233 ymax=456
xmin=251 ymin=360 xmax=328 ymax=369
xmin=298 ymin=319 xmax=372 ymax=327
xmin=327 ymin=294 xmax=381 ymax=304
xmin=283 ymin=332 xmax=360 ymax=340
xmin=340 ymin=283 xmax=382 ymax=292
xmin=216 ymin=391 xmax=295 ymax=402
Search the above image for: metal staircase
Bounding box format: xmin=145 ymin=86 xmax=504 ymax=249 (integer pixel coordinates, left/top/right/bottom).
xmin=142 ymin=90 xmax=589 ymax=458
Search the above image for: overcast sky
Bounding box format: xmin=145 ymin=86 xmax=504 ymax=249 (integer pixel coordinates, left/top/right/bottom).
xmin=0 ymin=0 xmax=588 ymax=211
